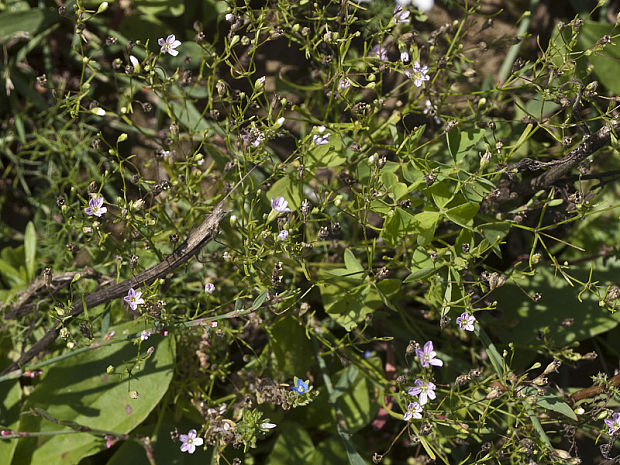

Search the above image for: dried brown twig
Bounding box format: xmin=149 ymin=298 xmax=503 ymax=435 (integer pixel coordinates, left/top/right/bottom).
xmin=0 ymin=199 xmax=229 ymax=376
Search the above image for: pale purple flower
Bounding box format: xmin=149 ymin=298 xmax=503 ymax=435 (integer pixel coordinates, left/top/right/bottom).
xmin=416 ymin=341 xmax=443 ymax=367
xmin=408 ymin=379 xmax=436 ymax=405
xmin=404 ymin=61 xmax=430 ymax=87
xmin=313 ymin=132 xmax=330 ymax=145
xmin=158 ymin=34 xmax=181 ymax=56
xmin=393 ymin=5 xmax=410 ymax=24
xmin=371 ymin=45 xmax=388 ymax=61
xmin=124 ymin=288 xmax=144 ymax=311
xmin=85 ymin=196 xmax=107 ymax=217
xmin=339 ymin=77 xmax=351 ymax=89
xmin=140 ymin=330 xmax=151 ymax=341
xmin=605 ymin=412 xmax=620 ymax=436
xmin=403 ymin=401 xmax=423 ymax=421
xmin=271 ymin=196 xmax=291 ymax=214
xmin=456 ymin=312 xmax=475 ymax=331
xmin=204 ymin=282 xmax=215 ymax=294
xmin=241 ymin=130 xmax=265 ymax=147
xmin=179 ymin=429 xmax=203 ymax=454
xmin=225 ymin=13 xmax=234 ymax=22
xmin=278 ymin=230 xmax=289 ymax=241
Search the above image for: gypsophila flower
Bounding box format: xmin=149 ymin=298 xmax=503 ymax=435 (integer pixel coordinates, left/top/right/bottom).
xmin=124 ymin=288 xmax=144 ymax=311
xmin=291 ymin=377 xmax=309 ymax=394
xmin=158 ymin=34 xmax=181 ymax=56
xmin=225 ymin=13 xmax=234 ymax=22
xmin=416 ymin=341 xmax=443 ymax=367
xmin=456 ymin=312 xmax=476 ymax=331
xmin=393 ymin=5 xmax=410 ymax=24
xmin=405 ymin=61 xmax=430 ymax=87
xmin=271 ymin=196 xmax=291 ymax=214
xmin=403 ymin=402 xmax=423 ymax=421
xmin=605 ymin=412 xmax=620 ymax=436
xmin=179 ymin=429 xmax=203 ymax=454
xmin=408 ymin=379 xmax=436 ymax=405
xmin=401 ymin=51 xmax=410 ymax=63
xmin=312 ymin=131 xmax=330 ymax=145
xmin=278 ymin=230 xmax=289 ymax=241
xmin=260 ymin=422 xmax=276 ymax=429
xmin=204 ymin=282 xmax=215 ymax=294
xmin=339 ymin=78 xmax=351 ymax=89
xmin=397 ymin=0 xmax=434 ymax=12
xmin=371 ymin=45 xmax=388 ymax=61
xmin=85 ymin=195 xmax=107 ymax=217
xmin=140 ymin=330 xmax=151 ymax=341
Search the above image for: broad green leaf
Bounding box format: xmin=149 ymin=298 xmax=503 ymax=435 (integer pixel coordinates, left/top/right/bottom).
xmin=381 ymin=171 xmax=409 ymax=201
xmin=306 ymin=133 xmax=346 ymax=168
xmin=269 ymin=316 xmax=314 ymax=377
xmin=335 ymin=366 xmax=378 ymax=433
xmin=266 ymin=175 xmax=303 ymax=211
xmin=0 ymin=8 xmax=57 ymax=40
xmin=267 ymin=422 xmax=315 ymax=465
xmin=426 ymin=180 xmax=454 ymax=209
xmin=12 ymin=321 xmax=175 ymax=465
xmin=490 ymin=258 xmax=620 ymax=348
xmin=24 ymin=221 xmax=35 ymax=281
xmin=0 ymin=380 xmax=21 ymax=464
xmin=382 ymin=207 xmax=416 ymax=247
xmin=309 ymin=437 xmax=349 ymax=465
xmin=320 ymin=281 xmax=371 ymax=331
xmin=412 ymin=210 xmax=440 ymax=245
xmin=344 ymin=249 xmax=365 ymax=277
xmin=447 ymin=128 xmax=485 ymax=161
xmin=134 ymin=0 xmax=184 ymax=16
xmin=578 ymin=22 xmax=620 ymax=94
xmin=445 ymin=202 xmax=479 ymax=228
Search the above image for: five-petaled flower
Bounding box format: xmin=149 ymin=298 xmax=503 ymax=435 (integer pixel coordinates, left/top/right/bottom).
xmin=124 ymin=288 xmax=144 ymax=311
xmin=204 ymin=283 xmax=215 ymax=294
xmin=404 ymin=61 xmax=430 ymax=87
xmin=85 ymin=195 xmax=107 ymax=217
xmin=456 ymin=312 xmax=475 ymax=331
xmin=605 ymin=412 xmax=620 ymax=436
xmin=408 ymin=379 xmax=436 ymax=405
xmin=416 ymin=340 xmax=443 ymax=367
xmin=158 ymin=34 xmax=181 ymax=56
xmin=179 ymin=429 xmax=203 ymax=454
xmin=371 ymin=45 xmax=388 ymax=61
xmin=292 ymin=377 xmax=309 ymax=394
xmin=271 ymin=196 xmax=291 ymax=214
xmin=278 ymin=230 xmax=289 ymax=241
xmin=393 ymin=5 xmax=410 ymax=24
xmin=403 ymin=402 xmax=423 ymax=421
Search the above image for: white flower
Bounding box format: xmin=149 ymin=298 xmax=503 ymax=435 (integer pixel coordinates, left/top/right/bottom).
xmin=271 ymin=196 xmax=291 ymax=214
xmin=140 ymin=330 xmax=151 ymax=341
xmin=204 ymin=283 xmax=215 ymax=294
xmin=158 ymin=34 xmax=181 ymax=56
xmin=278 ymin=230 xmax=289 ymax=241
xmin=401 ymin=51 xmax=410 ymax=63
xmin=179 ymin=429 xmax=203 ymax=454
xmin=396 ymin=0 xmax=434 ymax=12
xmin=260 ymin=422 xmax=276 ymax=429
xmin=129 ymin=56 xmax=139 ymax=68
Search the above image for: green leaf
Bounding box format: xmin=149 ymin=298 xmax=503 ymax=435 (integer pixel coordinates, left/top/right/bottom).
xmin=306 ymin=133 xmax=346 ymax=168
xmin=578 ymin=22 xmax=620 ymax=94
xmin=266 ymin=175 xmax=303 ymax=211
xmin=447 ymin=128 xmax=485 ymax=161
xmin=269 ymin=316 xmax=314 ymax=377
xmin=382 ymin=208 xmax=416 ymax=247
xmin=134 ymin=0 xmax=184 ymax=16
xmin=12 ymin=321 xmax=175 ymax=465
xmin=267 ymin=422 xmax=316 ymax=465
xmin=412 ymin=210 xmax=440 ymax=245
xmin=381 ymin=171 xmax=409 ymax=201
xmin=309 ymin=437 xmax=348 ymax=465
xmin=335 ymin=366 xmax=378 ymax=433
xmin=320 ymin=281 xmax=371 ymax=331
xmin=0 ymin=8 xmax=57 ymax=40
xmin=0 ymin=380 xmax=21 ymax=464
xmin=24 ymin=221 xmax=35 ymax=281
xmin=343 ymin=249 xmax=365 ymax=278
xmin=521 ymin=387 xmax=577 ymax=421
xmin=252 ymin=290 xmax=268 ymax=310
xmin=445 ymin=202 xmax=479 ymax=228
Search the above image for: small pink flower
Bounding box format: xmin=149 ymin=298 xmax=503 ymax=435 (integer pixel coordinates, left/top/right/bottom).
xmin=85 ymin=195 xmax=107 ymax=217
xmin=393 ymin=6 xmax=410 ymax=24
xmin=416 ymin=341 xmax=443 ymax=367
xmin=271 ymin=196 xmax=291 ymax=214
xmin=456 ymin=312 xmax=475 ymax=331
xmin=408 ymin=379 xmax=436 ymax=405
xmin=403 ymin=402 xmax=422 ymax=421
xmin=179 ymin=429 xmax=203 ymax=454
xmin=404 ymin=61 xmax=430 ymax=87
xmin=371 ymin=45 xmax=388 ymax=61
xmin=158 ymin=34 xmax=181 ymax=56
xmin=140 ymin=330 xmax=151 ymax=341
xmin=204 ymin=283 xmax=215 ymax=294
xmin=123 ymin=288 xmax=144 ymax=311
